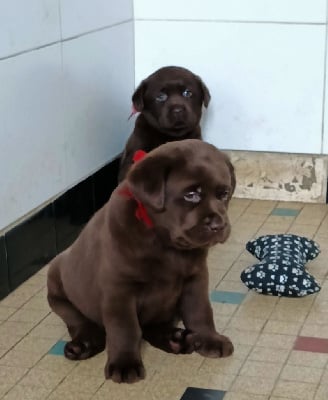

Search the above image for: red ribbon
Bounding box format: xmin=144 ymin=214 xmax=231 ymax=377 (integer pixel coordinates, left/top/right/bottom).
xmin=119 ymin=150 xmax=153 ymax=228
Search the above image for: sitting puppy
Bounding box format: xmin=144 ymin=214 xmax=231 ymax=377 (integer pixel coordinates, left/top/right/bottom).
xmin=47 ymin=139 xmax=235 ymax=384
xmin=118 ymin=66 xmax=211 ymax=181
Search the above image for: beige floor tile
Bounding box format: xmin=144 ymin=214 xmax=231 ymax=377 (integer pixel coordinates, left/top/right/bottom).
xmin=277 ymin=201 xmax=304 ymax=209
xmin=144 ymin=372 xmax=191 ymax=400
xmin=231 ymin=343 xmax=253 ymax=361
xmin=236 ymin=212 xmax=268 ymax=224
xmin=280 ymin=364 xmax=323 ymax=384
xmin=215 ymin=280 xmax=249 ymax=293
xmin=0 ymin=334 xmax=23 ymax=351
xmin=272 ymin=379 xmax=317 ymax=399
xmin=0 ymin=383 xmax=16 ymax=398
xmin=264 ymin=320 xmax=302 ymax=335
xmin=306 ymin=310 xmax=328 ymax=325
xmin=0 ymin=321 xmax=35 ymax=337
xmin=213 ymin=314 xmax=231 ymax=331
xmin=29 ymin=323 xmax=66 ymax=340
xmin=160 ymin=352 xmax=204 ymax=374
xmin=19 ymin=368 xmax=67 ymax=389
xmin=288 ymin=350 xmax=328 ymax=369
xmin=315 ymin=384 xmax=328 ymax=400
xmin=208 ymin=268 xmax=227 ymax=289
xmin=47 ymin=389 xmax=92 ymax=400
xmin=68 ymin=353 xmax=106 ymax=377
xmin=24 ymin=274 xmax=46 ymax=288
xmin=287 ymin=224 xmax=319 ymax=237
xmin=239 ymin=360 xmax=282 ymax=380
xmin=8 ymin=308 xmax=50 ymax=324
xmin=223 ymin=328 xmax=259 ymax=346
xmin=212 ymin=302 xmax=239 ymax=317
xmin=224 ymin=268 xmax=247 ymax=281
xmin=0 ymin=365 xmax=28 ymax=385
xmin=301 ymin=323 xmax=328 ymax=338
xmin=235 ymin=304 xmax=275 ymax=320
xmin=265 ymin=215 xmax=297 ymax=225
xmin=248 ymin=346 xmax=289 ymax=364
xmin=224 ymin=392 xmax=269 ymax=400
xmin=0 ymin=306 xmax=17 ymax=321
xmin=13 ymin=336 xmax=55 ymax=355
xmin=93 ymin=378 xmax=150 ymax=400
xmin=227 ymin=316 xmax=266 ymax=332
xmin=34 ymin=354 xmax=78 ymax=374
xmin=231 ymin=375 xmax=276 ymax=396
xmin=40 ymin=312 xmax=65 ymax=326
xmin=269 ymin=307 xmax=308 ymax=324
xmin=256 ymin=333 xmax=296 ymax=350
xmin=0 ymin=293 xmax=32 ymax=309
xmin=0 ymin=349 xmax=42 ymax=368
xmin=246 ymin=200 xmax=277 ymax=214
xmin=2 ymin=384 xmax=52 ymax=400
xmin=21 ymin=296 xmax=51 ymax=311
xmin=200 ymin=356 xmax=244 ymax=375
xmin=59 ymin=373 xmax=104 ymax=394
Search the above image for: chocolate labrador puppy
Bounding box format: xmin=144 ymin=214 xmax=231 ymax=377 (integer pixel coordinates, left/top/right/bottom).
xmin=118 ymin=66 xmax=211 ymax=181
xmin=47 ymin=139 xmax=235 ymax=384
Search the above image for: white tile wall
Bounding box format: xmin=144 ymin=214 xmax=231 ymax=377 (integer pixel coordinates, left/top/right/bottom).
xmin=0 ymin=44 xmax=65 ymax=230
xmin=0 ymin=22 xmax=134 ymax=231
xmin=60 ymin=0 xmax=133 ymax=39
xmin=60 ymin=22 xmax=134 ymax=191
xmin=135 ymin=21 xmax=326 ymax=154
xmin=0 ymin=0 xmax=61 ymax=59
xmin=134 ymin=0 xmax=326 ymax=23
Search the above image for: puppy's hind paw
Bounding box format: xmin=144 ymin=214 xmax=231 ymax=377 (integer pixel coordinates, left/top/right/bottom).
xmin=64 ymin=339 xmax=104 ymax=360
xmin=169 ymin=328 xmax=201 ymax=354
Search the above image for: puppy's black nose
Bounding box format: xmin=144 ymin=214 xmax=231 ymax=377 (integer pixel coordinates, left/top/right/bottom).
xmin=172 ymin=105 xmax=184 ymax=114
xmin=204 ymin=215 xmax=224 ymax=232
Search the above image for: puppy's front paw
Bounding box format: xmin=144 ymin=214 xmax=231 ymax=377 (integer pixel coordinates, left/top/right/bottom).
xmin=105 ymin=358 xmax=145 ymax=383
xmin=195 ymin=333 xmax=234 ymax=358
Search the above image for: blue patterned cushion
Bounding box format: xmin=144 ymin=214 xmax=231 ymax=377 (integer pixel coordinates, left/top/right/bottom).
xmin=240 ymin=234 xmax=321 ymax=297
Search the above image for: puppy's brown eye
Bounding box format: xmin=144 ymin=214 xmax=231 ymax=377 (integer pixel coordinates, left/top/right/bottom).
xmin=182 ymin=89 xmax=192 ymax=98
xmin=156 ymin=92 xmax=168 ymax=102
xmin=217 ymin=190 xmax=230 ymax=201
xmin=184 ymin=187 xmax=202 ymax=204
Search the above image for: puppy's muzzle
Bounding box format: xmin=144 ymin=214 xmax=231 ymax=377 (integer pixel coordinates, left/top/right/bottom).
xmin=203 ymin=214 xmax=227 ymax=233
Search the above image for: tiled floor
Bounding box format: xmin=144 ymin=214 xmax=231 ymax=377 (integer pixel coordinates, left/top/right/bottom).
xmin=0 ymin=198 xmax=328 ymax=400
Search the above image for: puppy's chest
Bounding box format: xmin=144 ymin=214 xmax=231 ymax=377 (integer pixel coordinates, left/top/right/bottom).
xmin=136 ymin=254 xmax=199 ymax=324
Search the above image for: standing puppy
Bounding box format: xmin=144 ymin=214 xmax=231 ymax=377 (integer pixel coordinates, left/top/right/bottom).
xmin=118 ymin=66 xmax=211 ymax=181
xmin=47 ymin=139 xmax=235 ymax=384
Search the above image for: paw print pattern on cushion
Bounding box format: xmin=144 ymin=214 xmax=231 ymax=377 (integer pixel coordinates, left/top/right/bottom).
xmin=240 ymin=234 xmax=321 ymax=297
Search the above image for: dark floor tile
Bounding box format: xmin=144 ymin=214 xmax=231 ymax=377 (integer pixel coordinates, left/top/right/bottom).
xmin=54 ymin=176 xmax=94 ymax=252
xmin=48 ymin=340 xmax=67 ymax=356
xmin=294 ymin=336 xmax=328 ymax=353
xmin=5 ymin=204 xmax=56 ymax=291
xmin=0 ymin=236 xmax=10 ymax=299
xmin=210 ymin=290 xmax=246 ymax=305
xmin=93 ymin=156 xmax=120 ymax=211
xmin=181 ymin=387 xmax=226 ymax=400
xmin=271 ymin=208 xmax=300 ymax=217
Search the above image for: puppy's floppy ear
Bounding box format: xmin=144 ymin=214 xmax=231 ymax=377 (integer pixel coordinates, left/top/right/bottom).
xmin=226 ymin=158 xmax=236 ymax=199
xmin=196 ymin=75 xmax=211 ymax=108
xmin=127 ymin=155 xmax=169 ymax=211
xmin=132 ymin=80 xmax=147 ymax=112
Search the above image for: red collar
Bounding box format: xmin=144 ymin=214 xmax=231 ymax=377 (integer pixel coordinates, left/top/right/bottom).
xmin=118 ymin=150 xmax=153 ymax=228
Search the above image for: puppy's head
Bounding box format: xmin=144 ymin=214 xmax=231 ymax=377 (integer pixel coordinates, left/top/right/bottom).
xmin=127 ymin=139 xmax=235 ymax=250
xmin=132 ymin=66 xmax=211 ymax=137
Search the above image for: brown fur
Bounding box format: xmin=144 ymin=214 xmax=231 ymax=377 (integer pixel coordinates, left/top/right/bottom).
xmin=47 ymin=139 xmax=235 ymax=384
xmin=118 ymin=66 xmax=210 ymax=181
